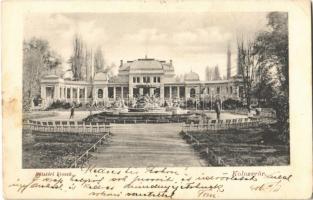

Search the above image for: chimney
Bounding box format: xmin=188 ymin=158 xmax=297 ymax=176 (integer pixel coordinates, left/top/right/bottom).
xmin=227 ymin=43 xmax=231 ymax=79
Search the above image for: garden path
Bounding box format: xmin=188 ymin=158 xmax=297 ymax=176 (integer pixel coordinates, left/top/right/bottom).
xmin=88 ymin=124 xmax=206 ymax=167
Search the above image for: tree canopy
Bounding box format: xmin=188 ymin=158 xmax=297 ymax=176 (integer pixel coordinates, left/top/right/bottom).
xmin=23 ymin=37 xmax=62 ymax=111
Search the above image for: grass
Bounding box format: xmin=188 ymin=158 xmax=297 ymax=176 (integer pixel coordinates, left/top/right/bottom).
xmin=23 ymin=111 xmax=58 ymax=120
xmin=181 ymin=124 xmax=289 ymax=166
xmin=22 ymin=129 xmax=104 ymax=168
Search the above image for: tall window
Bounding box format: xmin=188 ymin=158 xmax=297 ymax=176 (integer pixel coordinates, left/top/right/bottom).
xmin=179 ymin=86 xmax=185 ymax=98
xmin=133 ymin=77 xmax=136 ymax=83
xmin=98 ymin=89 xmax=103 ymax=98
xmin=67 ymin=88 xmax=71 ymax=99
xmin=137 ymin=77 xmax=140 ymax=83
xmin=108 ymin=87 xmax=114 ymax=98
xmin=79 ymin=88 xmax=84 ymax=98
xmin=217 ymin=86 xmax=220 ymax=94
xmin=157 ymin=77 xmax=161 ymax=83
xmin=143 ymin=77 xmax=146 ymax=83
xmin=190 ymin=88 xmax=196 ymax=98
xmin=154 ymin=77 xmax=157 ymax=83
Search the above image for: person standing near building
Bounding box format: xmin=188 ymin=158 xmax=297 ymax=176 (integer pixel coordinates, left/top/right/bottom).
xmin=69 ymin=105 xmax=75 ymax=119
xmin=215 ymin=98 xmax=221 ymax=120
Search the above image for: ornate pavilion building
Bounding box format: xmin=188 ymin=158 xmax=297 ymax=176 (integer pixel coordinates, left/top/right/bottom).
xmin=40 ymin=53 xmax=243 ymax=106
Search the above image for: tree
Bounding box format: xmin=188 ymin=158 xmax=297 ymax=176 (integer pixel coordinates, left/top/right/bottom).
xmin=68 ymin=35 xmax=84 ymax=81
xmin=212 ymin=65 xmax=221 ymax=80
xmin=254 ymin=12 xmax=289 ymax=142
xmin=105 ymin=63 xmax=116 ymax=78
xmin=205 ymin=66 xmax=214 ymax=81
xmin=94 ymin=47 xmax=105 ymax=73
xmin=23 ymin=37 xmax=62 ymax=111
xmin=236 ymin=38 xmax=261 ymax=111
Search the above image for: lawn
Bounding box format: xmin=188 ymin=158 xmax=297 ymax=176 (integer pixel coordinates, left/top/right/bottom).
xmin=22 ymin=129 xmax=104 ymax=168
xmin=180 ymin=124 xmax=289 ymax=166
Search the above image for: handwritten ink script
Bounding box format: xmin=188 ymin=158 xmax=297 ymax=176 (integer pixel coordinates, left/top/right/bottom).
xmin=8 ymin=166 xmax=292 ymax=199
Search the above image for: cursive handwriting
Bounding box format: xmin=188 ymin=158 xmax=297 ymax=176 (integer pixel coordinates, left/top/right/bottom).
xmin=7 ymin=166 xmax=293 ymax=198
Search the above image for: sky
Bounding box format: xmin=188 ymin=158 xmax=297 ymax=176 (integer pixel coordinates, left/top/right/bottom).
xmin=24 ymin=12 xmax=269 ymax=80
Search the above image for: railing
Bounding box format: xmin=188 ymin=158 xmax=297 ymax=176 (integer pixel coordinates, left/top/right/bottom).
xmin=23 ymin=120 xmax=111 ymax=134
xmin=182 ymin=117 xmax=262 ymax=132
xmin=70 ymin=133 xmax=110 ymax=168
xmin=183 ymin=132 xmax=224 ymax=166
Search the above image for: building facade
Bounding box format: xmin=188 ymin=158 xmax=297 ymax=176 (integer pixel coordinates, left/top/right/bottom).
xmin=40 ymin=57 xmax=243 ymax=106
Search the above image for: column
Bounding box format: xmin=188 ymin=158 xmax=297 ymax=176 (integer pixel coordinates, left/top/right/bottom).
xmin=185 ymin=87 xmax=190 ymax=99
xmin=113 ymin=87 xmax=116 ymax=100
xmin=84 ymin=86 xmax=88 ymax=103
xmin=196 ymin=86 xmax=200 ymax=100
xmin=129 ymin=86 xmax=133 ymax=99
xmin=59 ymin=87 xmax=62 ymax=99
xmin=65 ymin=86 xmax=67 ymax=102
xmin=177 ymin=86 xmax=180 ymax=99
xmin=94 ymin=88 xmax=97 ymax=103
xmin=121 ymin=87 xmax=124 ymax=99
xmin=160 ymin=86 xmax=164 ymax=102
xmin=54 ymin=85 xmax=59 ymax=100
xmin=70 ymin=87 xmax=73 ymax=102
xmin=41 ymin=85 xmax=46 ymax=106
xmin=149 ymin=88 xmax=154 ymax=97
xmin=169 ymin=86 xmax=172 ymax=99
xmin=103 ymin=86 xmax=108 ymax=101
xmin=77 ymin=87 xmax=80 ymax=103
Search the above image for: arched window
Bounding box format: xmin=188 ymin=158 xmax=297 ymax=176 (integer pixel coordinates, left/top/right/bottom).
xmin=98 ymin=89 xmax=103 ymax=98
xmin=190 ymin=88 xmax=196 ymax=98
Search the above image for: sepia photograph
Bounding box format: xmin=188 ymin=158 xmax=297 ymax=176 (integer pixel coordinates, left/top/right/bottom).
xmin=22 ymin=11 xmax=290 ymax=169
xmin=3 ymin=0 xmax=312 ymax=199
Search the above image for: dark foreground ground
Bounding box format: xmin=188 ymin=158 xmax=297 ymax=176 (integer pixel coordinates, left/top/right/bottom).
xmin=180 ymin=124 xmax=289 ymax=166
xmin=22 ymin=129 xmax=103 ymax=168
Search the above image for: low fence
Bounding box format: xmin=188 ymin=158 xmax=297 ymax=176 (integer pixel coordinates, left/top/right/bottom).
xmin=23 ymin=120 xmax=111 ymax=134
xmin=183 ymin=132 xmax=224 ymax=166
xmin=99 ymin=118 xmax=185 ymax=124
xmin=70 ymin=133 xmax=110 ymax=168
xmin=182 ymin=117 xmax=262 ymax=132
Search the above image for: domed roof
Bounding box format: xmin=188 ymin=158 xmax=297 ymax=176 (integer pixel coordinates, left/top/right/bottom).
xmin=94 ymin=72 xmax=108 ymax=81
xmin=130 ymin=59 xmax=163 ymax=70
xmin=119 ymin=57 xmax=174 ymax=71
xmin=184 ymin=71 xmax=200 ymax=81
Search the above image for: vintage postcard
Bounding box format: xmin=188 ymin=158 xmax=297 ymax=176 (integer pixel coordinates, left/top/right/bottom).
xmin=2 ymin=0 xmax=312 ymax=199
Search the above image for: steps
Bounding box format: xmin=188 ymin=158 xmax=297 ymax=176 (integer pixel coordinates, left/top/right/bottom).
xmin=88 ymin=124 xmax=205 ymax=167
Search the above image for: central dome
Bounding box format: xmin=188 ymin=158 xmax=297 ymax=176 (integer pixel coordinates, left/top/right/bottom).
xmin=130 ymin=59 xmax=163 ymax=70
xmin=184 ymin=71 xmax=200 ymax=81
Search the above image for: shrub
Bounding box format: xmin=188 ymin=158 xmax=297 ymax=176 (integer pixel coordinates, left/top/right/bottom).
xmin=222 ymin=98 xmax=243 ymax=110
